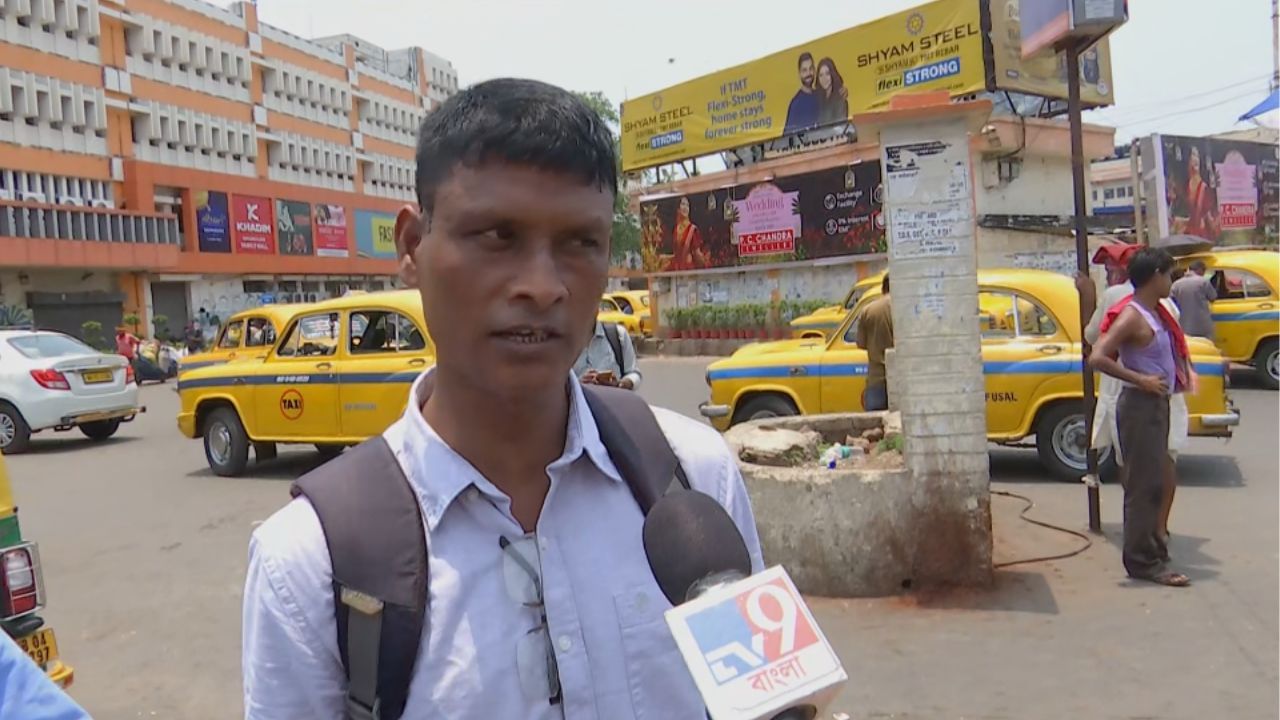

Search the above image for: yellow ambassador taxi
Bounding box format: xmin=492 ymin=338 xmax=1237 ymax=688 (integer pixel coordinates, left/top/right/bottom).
xmin=177 ymin=290 xmax=433 ymax=476
xmin=790 ymin=273 xmax=883 ymax=340
xmin=178 ymin=304 xmax=300 ymax=376
xmin=701 ymin=269 xmax=1239 ymax=481
xmin=599 ymin=291 xmax=652 ymax=337
xmin=1177 ymin=249 xmax=1279 ymax=390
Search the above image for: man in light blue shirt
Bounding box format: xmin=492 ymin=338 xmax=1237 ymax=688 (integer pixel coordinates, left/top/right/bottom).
xmin=0 ymin=633 xmax=90 ymax=720
xmin=573 ymin=321 xmax=642 ymax=390
xmin=242 ymin=79 xmax=763 ymax=719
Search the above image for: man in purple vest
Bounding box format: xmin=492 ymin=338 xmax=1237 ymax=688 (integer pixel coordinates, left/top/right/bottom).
xmin=1089 ymin=247 xmax=1191 ymax=588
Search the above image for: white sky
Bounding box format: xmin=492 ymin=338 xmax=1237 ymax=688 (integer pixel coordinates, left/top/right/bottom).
xmin=245 ymin=0 xmax=1276 ymax=145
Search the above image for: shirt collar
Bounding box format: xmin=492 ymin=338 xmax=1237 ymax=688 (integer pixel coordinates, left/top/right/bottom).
xmin=394 ymin=369 xmax=623 ymax=531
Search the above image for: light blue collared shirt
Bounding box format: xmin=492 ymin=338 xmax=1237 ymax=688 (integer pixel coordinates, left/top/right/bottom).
xmin=243 ymin=370 xmax=764 ymax=719
xmin=0 ymin=633 xmax=89 ymax=720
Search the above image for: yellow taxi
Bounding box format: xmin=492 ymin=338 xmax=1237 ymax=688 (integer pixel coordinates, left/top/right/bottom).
xmin=599 ymin=295 xmax=644 ymax=337
xmin=178 ymin=304 xmax=301 ymax=376
xmin=701 ymin=269 xmax=1239 ymax=481
xmin=176 ymin=290 xmax=434 ymax=476
xmin=0 ymin=451 xmax=73 ymax=688
xmin=607 ymin=290 xmax=654 ymax=337
xmin=790 ymin=273 xmax=884 ymax=339
xmin=1176 ymin=249 xmax=1279 ymax=390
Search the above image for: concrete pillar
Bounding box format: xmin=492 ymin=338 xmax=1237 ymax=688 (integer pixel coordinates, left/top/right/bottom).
xmin=862 ymin=97 xmax=994 ymax=587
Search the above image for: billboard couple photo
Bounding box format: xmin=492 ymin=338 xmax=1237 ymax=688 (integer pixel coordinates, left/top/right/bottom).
xmin=783 ymin=52 xmax=850 ymax=135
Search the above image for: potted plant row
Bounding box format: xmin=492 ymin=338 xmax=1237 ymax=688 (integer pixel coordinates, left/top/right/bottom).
xmin=664 ymin=299 xmax=833 ymax=341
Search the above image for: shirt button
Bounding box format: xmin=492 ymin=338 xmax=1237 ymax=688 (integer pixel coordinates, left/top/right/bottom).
xmin=539 ymin=538 xmax=548 ymax=552
xmin=557 ymin=635 xmax=572 ymax=652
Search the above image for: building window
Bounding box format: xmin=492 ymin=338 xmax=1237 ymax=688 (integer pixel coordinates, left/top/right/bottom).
xmin=1104 ymin=188 xmax=1115 ymax=200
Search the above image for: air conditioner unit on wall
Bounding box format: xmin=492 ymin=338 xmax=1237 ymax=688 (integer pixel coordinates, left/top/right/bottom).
xmin=56 ymin=195 xmax=84 ymax=206
xmin=0 ymin=189 xmax=14 ymax=202
xmin=90 ymin=198 xmax=111 ymax=208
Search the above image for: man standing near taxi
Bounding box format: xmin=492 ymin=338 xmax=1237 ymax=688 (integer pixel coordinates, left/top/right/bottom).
xmin=574 ymin=320 xmax=642 ymax=390
xmin=241 ymin=78 xmax=763 ymax=719
xmin=856 ymin=274 xmax=894 ymax=411
xmin=1170 ymin=259 xmax=1217 ymax=339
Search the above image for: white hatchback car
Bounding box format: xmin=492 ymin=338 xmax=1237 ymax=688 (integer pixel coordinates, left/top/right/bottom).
xmin=0 ymin=330 xmax=144 ymax=453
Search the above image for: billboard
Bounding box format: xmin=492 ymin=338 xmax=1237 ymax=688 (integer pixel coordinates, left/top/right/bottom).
xmin=231 ymin=195 xmax=275 ymax=254
xmin=986 ymin=0 xmax=1114 ymax=106
xmin=354 ymin=210 xmax=398 ymax=259
xmin=314 ymin=203 xmax=349 ymax=258
xmin=275 ymin=199 xmax=314 ymax=256
xmin=195 ymin=190 xmax=230 ymax=253
xmin=1148 ymin=134 xmax=1279 ymax=247
xmin=639 ymin=163 xmax=884 ymax=272
xmin=620 ymin=0 xmax=985 ymax=171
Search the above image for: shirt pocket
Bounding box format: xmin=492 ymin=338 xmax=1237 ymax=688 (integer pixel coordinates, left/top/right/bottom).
xmin=613 ymin=586 xmax=705 ymax=720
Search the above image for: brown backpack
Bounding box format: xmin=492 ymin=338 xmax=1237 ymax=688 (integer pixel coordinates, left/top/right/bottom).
xmin=290 ymin=384 xmax=690 ymax=720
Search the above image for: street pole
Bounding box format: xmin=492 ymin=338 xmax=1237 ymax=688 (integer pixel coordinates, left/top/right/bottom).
xmin=1067 ymin=44 xmax=1102 ymax=534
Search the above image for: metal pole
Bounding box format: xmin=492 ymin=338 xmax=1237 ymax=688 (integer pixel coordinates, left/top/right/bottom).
xmin=1067 ymin=46 xmax=1102 ymax=534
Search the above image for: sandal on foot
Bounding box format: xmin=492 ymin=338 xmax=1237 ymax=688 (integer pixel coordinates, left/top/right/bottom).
xmin=1145 ymin=572 xmax=1190 ymax=587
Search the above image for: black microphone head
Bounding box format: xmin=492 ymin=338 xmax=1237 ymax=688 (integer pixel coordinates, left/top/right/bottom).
xmin=642 ymin=490 xmax=752 ymax=605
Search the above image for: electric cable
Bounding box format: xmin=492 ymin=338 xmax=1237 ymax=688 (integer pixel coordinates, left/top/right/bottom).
xmin=991 ymin=489 xmax=1094 ymax=569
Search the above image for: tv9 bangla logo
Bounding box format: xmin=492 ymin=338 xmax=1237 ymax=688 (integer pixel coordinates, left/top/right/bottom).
xmin=685 ymin=578 xmax=819 ymax=684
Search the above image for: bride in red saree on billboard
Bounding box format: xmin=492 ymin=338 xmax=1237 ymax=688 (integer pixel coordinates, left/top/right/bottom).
xmin=671 ymin=196 xmax=710 ymax=270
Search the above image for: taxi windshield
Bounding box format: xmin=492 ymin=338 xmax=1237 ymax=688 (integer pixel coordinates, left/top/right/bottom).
xmin=276 ymin=312 xmax=341 ymax=357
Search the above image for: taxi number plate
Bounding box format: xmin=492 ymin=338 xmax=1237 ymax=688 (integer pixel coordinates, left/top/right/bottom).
xmin=17 ymin=628 xmax=59 ymax=666
xmin=82 ymin=369 xmax=113 ymax=384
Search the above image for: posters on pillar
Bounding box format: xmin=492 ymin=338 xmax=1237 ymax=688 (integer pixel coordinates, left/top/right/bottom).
xmin=1152 ymin=134 xmax=1279 ymax=247
xmin=314 ymin=204 xmax=350 ymax=258
xmin=354 ymin=210 xmax=399 ymax=259
xmin=231 ymin=195 xmax=275 ymax=254
xmin=883 ymin=138 xmax=972 ymax=260
xmin=638 ymin=163 xmax=884 ymax=273
xmin=275 ymin=199 xmax=314 ymax=256
xmin=195 ymin=190 xmax=231 ymax=253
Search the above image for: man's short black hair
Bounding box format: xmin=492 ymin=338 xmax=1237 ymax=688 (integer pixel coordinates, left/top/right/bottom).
xmin=881 ymin=273 xmax=890 ymax=294
xmin=798 ymin=52 xmax=814 ymax=68
xmin=414 ymin=78 xmax=618 ymax=217
xmin=1128 ymin=247 xmax=1174 ymax=288
xmin=1189 ymin=259 xmax=1207 ymax=273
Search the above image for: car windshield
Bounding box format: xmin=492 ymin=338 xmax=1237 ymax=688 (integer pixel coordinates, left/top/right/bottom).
xmin=8 ymin=333 xmax=97 ymax=359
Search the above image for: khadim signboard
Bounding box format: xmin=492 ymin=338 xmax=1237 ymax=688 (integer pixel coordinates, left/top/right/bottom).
xmin=620 ymin=0 xmax=986 ymax=171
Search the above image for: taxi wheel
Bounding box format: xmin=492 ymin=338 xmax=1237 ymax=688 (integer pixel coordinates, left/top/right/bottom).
xmin=204 ymin=407 xmax=250 ymax=477
xmin=0 ymin=403 xmax=31 ymax=454
xmin=1255 ymin=339 xmax=1279 ymax=390
xmin=79 ymin=419 xmax=121 ymax=441
xmin=733 ymin=395 xmax=799 ymax=425
xmin=315 ymin=444 xmax=345 ymax=461
xmin=1036 ymin=403 xmax=1116 ymax=483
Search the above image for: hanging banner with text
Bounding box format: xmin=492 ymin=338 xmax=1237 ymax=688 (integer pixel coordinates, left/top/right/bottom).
xmin=314 ymin=203 xmax=350 ymax=258
xmin=620 ymin=0 xmax=984 ymax=171
xmin=195 ymin=190 xmax=231 ymax=253
xmin=984 ymin=0 xmax=1114 ymax=106
xmin=354 ymin=210 xmax=398 ymax=259
xmin=638 ymin=163 xmax=884 ymax=272
xmin=231 ymin=195 xmax=275 ymax=255
xmin=275 ymin=199 xmax=314 ymax=256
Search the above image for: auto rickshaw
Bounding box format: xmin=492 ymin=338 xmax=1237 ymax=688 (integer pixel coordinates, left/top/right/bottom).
xmin=0 ymin=451 xmax=73 ymax=687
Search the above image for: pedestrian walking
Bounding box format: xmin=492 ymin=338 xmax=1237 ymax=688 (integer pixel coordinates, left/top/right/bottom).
xmin=241 ymin=78 xmax=763 ymax=720
xmin=856 ymin=273 xmax=894 ymax=411
xmin=184 ymin=322 xmax=203 ymax=354
xmin=114 ymin=326 xmax=140 ymax=361
xmin=1169 ymin=259 xmax=1217 ymax=339
xmin=573 ymin=320 xmax=642 ymax=390
xmin=1089 ymin=247 xmax=1192 ymax=587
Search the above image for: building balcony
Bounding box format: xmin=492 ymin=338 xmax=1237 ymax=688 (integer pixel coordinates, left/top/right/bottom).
xmin=0 ymin=200 xmax=182 ymax=269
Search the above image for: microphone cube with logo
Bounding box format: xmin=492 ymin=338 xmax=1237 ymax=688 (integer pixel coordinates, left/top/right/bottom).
xmin=665 ymin=565 xmax=847 ymax=720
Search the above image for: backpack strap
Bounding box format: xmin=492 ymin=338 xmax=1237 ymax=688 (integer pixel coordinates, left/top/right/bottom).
xmin=601 ymin=322 xmax=627 ymax=377
xmin=290 ymin=437 xmax=426 ymax=720
xmin=582 ymin=384 xmax=690 ymax=513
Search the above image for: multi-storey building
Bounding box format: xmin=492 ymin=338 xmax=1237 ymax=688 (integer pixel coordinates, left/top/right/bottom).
xmin=0 ymin=0 xmax=457 ymax=338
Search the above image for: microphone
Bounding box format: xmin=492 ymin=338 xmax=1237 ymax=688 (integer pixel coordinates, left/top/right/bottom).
xmin=643 ymin=491 xmax=848 ymax=720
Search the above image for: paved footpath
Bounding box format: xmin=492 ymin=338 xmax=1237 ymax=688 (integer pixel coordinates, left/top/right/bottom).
xmin=6 ymin=358 xmax=1276 ymax=719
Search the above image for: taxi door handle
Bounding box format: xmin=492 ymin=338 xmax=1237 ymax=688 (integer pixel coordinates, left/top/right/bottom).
xmin=315 ymin=362 xmax=333 ymax=371
xmin=1259 ymin=302 xmax=1276 ymax=310
xmin=408 ymin=358 xmax=427 ymax=367
xmin=1037 ymin=345 xmax=1063 ymax=355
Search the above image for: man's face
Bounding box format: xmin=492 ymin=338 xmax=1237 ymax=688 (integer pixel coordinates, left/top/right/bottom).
xmin=799 ymin=58 xmax=815 ymax=89
xmin=1154 ymin=267 xmax=1174 ymax=298
xmin=398 ymin=163 xmax=613 ymax=398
